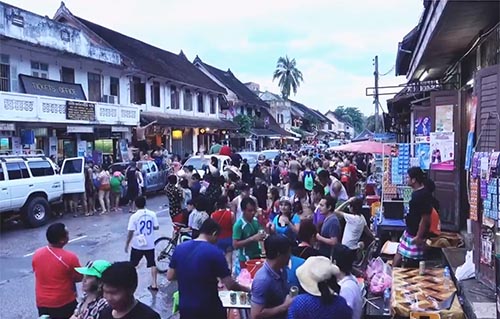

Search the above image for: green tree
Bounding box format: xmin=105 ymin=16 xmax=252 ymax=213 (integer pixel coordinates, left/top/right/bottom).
xmin=272 ymin=56 xmax=304 ymax=100
xmin=233 ymin=114 xmax=254 ymax=135
xmin=333 ymin=106 xmax=364 ymax=134
xmin=365 ymin=114 xmax=382 ymax=132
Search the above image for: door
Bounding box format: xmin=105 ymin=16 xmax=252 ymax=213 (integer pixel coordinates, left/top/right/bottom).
xmin=5 ymin=161 xmax=31 ymax=208
xmin=87 ymin=72 xmax=101 ymax=102
xmin=60 ymin=157 xmax=85 ymax=194
xmin=61 ymin=67 xmax=75 ymax=83
xmin=148 ymin=162 xmax=161 ymax=190
xmin=0 ymin=163 xmax=10 ymax=211
xmin=428 ymin=91 xmax=460 ymax=232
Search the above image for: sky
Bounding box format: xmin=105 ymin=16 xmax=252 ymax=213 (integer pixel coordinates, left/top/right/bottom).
xmin=6 ymin=0 xmax=423 ymax=115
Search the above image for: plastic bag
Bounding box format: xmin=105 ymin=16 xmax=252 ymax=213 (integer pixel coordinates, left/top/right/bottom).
xmin=455 ymin=250 xmax=475 ymax=281
xmin=369 ymin=272 xmax=392 ymax=295
xmin=237 ymin=268 xmax=252 ymax=287
xmin=366 ymin=257 xmax=385 ymax=280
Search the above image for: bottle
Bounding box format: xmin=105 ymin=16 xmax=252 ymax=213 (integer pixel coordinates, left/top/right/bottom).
xmin=383 ymin=288 xmax=391 ymax=314
xmin=443 ymin=266 xmax=451 ymax=289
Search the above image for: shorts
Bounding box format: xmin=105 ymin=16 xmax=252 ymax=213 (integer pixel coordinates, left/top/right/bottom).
xmin=216 ymin=237 xmax=233 ymax=253
xmin=130 ymin=248 xmax=156 ymax=268
xmin=38 ymin=300 xmax=77 ymax=319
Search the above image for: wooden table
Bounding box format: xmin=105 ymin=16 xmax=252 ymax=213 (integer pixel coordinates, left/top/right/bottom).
xmin=391 ymin=268 xmax=464 ymax=319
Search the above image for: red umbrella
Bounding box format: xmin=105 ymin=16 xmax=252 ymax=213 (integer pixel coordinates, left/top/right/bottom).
xmin=327 ymin=140 xmax=391 ymax=154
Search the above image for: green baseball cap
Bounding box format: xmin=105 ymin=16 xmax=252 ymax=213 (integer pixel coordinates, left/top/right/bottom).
xmin=75 ymin=260 xmax=111 ymax=278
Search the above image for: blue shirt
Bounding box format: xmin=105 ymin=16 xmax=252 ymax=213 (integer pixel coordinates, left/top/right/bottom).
xmin=251 ymin=262 xmax=289 ymax=319
xmin=286 ymin=256 xmax=305 ymax=288
xmin=318 ymin=214 xmax=341 ymax=257
xmin=169 ymin=240 xmax=230 ymax=318
xmin=287 ymin=294 xmax=352 ymax=319
xmin=273 ymin=213 xmax=300 ymax=239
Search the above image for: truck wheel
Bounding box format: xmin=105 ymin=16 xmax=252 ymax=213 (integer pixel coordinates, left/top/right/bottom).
xmin=22 ymin=197 xmax=50 ymax=228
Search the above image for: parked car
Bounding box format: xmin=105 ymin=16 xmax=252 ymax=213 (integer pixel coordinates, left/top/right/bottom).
xmin=181 ymin=155 xmax=231 ymax=178
xmin=109 ymin=159 xmax=168 ymax=195
xmin=0 ymin=155 xmax=84 ymax=227
xmin=259 ymin=149 xmax=282 ymax=161
xmin=238 ymin=152 xmax=259 ymax=171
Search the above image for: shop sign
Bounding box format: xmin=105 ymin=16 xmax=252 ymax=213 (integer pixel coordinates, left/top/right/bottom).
xmin=20 ymin=74 xmax=87 ymax=100
xmin=111 ymin=126 xmax=131 ymax=133
xmin=0 ymin=123 xmax=15 ymax=131
xmin=67 ymin=125 xmax=94 ymax=133
xmin=66 ymin=101 xmax=96 ymax=121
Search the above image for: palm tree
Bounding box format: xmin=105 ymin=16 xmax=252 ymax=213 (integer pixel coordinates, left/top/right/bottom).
xmin=273 ymin=56 xmax=304 ymax=100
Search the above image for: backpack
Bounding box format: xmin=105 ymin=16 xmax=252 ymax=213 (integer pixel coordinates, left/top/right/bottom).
xmin=303 ymin=171 xmax=315 ymax=191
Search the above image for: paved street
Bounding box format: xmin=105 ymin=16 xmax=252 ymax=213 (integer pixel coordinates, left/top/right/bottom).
xmin=0 ymin=194 xmax=178 ymax=319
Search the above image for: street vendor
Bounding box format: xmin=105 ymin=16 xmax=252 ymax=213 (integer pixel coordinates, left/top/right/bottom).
xmin=393 ymin=167 xmax=432 ymax=267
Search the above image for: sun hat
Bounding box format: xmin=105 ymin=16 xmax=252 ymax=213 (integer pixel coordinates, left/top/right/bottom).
xmin=75 ymin=260 xmax=112 ymax=279
xmin=296 ymin=256 xmax=340 ymax=297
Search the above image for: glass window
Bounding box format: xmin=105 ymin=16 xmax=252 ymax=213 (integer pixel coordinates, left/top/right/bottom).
xmin=184 ymin=89 xmax=193 ymax=111
xmin=28 ymin=161 xmax=55 ymax=177
xmin=0 ymin=165 xmax=4 ymax=181
xmin=197 ymin=93 xmax=204 ymax=113
xmin=6 ymin=163 xmax=22 ymax=180
xmin=150 ymin=163 xmax=157 ymax=172
xmin=151 ymin=81 xmax=160 ymax=107
xmin=62 ymin=158 xmax=83 ymax=174
xmin=170 ymin=85 xmax=179 ymax=109
xmin=210 ymin=96 xmax=216 ymax=114
xmin=0 ymin=54 xmax=10 ymax=92
xmin=19 ymin=162 xmax=30 ymax=178
xmin=31 ymin=61 xmax=49 ymax=79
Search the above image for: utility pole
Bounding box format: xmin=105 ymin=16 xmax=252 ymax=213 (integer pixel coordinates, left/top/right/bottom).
xmin=373 ymin=55 xmax=380 ymax=133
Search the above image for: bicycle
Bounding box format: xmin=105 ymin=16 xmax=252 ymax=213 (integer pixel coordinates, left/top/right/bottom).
xmin=154 ymin=222 xmax=192 ymax=273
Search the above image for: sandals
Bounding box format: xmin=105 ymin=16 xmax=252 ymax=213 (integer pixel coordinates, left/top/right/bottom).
xmin=147 ymin=285 xmax=159 ymax=291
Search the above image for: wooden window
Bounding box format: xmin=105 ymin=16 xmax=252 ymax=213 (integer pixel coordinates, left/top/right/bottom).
xmin=61 ymin=67 xmax=74 ymax=83
xmin=151 ymin=81 xmax=160 ymax=107
xmin=110 ymin=77 xmax=120 ymax=104
xmin=170 ymin=85 xmax=179 ymax=109
xmin=31 ymin=61 xmax=48 ymax=78
xmin=131 ymin=76 xmax=146 ymax=105
xmin=210 ymin=95 xmax=216 ymax=114
xmin=87 ymin=72 xmax=101 ymax=102
xmin=197 ymin=93 xmax=205 ymax=113
xmin=0 ymin=55 xmax=10 ymax=92
xmin=184 ymin=89 xmax=193 ymax=111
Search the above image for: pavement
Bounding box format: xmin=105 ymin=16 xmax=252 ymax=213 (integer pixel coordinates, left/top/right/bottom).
xmin=0 ymin=194 xmax=179 ymax=319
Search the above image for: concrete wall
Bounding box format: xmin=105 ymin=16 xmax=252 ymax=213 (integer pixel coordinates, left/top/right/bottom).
xmin=0 ymin=2 xmax=121 ymax=65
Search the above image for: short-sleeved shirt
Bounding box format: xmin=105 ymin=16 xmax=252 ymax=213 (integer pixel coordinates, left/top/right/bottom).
xmin=32 ymin=246 xmax=82 ymax=308
xmin=169 ymin=240 xmax=230 ymax=318
xmin=339 ymin=275 xmax=363 ymax=319
xmin=165 ymin=184 xmax=184 ymax=217
xmin=406 ymin=188 xmax=432 ymax=236
xmin=342 ymin=214 xmax=367 ymax=250
xmin=272 ymin=213 xmax=300 ymax=238
xmin=233 ymin=217 xmax=262 ymax=262
xmin=287 ymin=294 xmax=352 ymax=319
xmin=188 ymin=210 xmax=209 ymax=231
xmin=212 ymin=209 xmax=233 ymax=239
xmin=318 ymin=214 xmax=340 ymax=257
xmin=99 ymin=301 xmax=160 ymax=319
xmin=127 ymin=209 xmax=159 ymax=250
xmin=251 ymin=262 xmax=289 ymax=319
xmin=73 ymin=295 xmax=108 ymax=319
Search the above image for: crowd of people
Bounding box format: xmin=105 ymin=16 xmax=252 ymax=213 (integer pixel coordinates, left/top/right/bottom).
xmin=34 ymin=142 xmax=440 ymax=319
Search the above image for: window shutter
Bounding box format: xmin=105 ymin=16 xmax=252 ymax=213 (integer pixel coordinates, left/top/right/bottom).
xmin=474 ymin=64 xmax=500 ymax=152
xmin=10 ymin=65 xmax=18 ymax=92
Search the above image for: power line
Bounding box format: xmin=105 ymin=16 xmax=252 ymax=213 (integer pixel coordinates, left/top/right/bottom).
xmin=379 ymin=65 xmax=395 ymax=77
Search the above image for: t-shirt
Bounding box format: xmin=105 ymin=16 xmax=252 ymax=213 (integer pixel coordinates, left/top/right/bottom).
xmin=233 ymin=217 xmax=262 ymax=262
xmin=209 ymin=144 xmax=222 ymax=155
xmin=212 ymin=209 xmax=233 ymax=239
xmin=339 ymin=275 xmax=363 ymax=319
xmin=287 ymin=294 xmax=352 ymax=319
xmin=32 ymin=246 xmax=82 ymax=308
xmin=169 ymin=240 xmax=230 ymax=318
xmin=165 ymin=184 xmax=184 ymax=217
xmin=318 ymin=214 xmax=340 ymax=257
xmin=110 ymin=175 xmax=123 ymax=193
xmin=286 ymin=256 xmax=305 ymax=288
xmin=188 ymin=210 xmax=209 ymax=230
xmin=342 ymin=214 xmax=367 ymax=250
xmin=127 ymin=209 xmax=159 ymax=250
xmin=99 ymin=301 xmax=160 ymax=319
xmin=251 ymin=262 xmax=289 ymax=319
xmin=406 ymin=188 xmax=432 ymax=236
xmin=292 ymin=245 xmax=321 ymax=259
xmin=313 ymin=206 xmax=325 ymax=227
xmin=272 ymin=213 xmax=300 ymax=239
xmin=219 ymin=145 xmax=231 ymax=156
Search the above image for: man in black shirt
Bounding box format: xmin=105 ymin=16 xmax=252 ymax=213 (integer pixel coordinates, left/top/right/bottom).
xmin=99 ymin=262 xmax=160 ymax=319
xmin=393 ymin=167 xmax=432 ymax=267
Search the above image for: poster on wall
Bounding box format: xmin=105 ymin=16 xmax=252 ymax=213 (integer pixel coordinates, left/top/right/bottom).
xmin=435 ymin=104 xmax=454 ymax=132
xmin=49 ymin=137 xmax=57 ymax=158
xmin=414 ymin=116 xmax=431 ymax=143
xmin=415 ymin=143 xmax=431 ymax=170
xmin=12 ymin=137 xmax=22 ymax=155
xmin=77 ymin=141 xmax=87 ymax=157
xmin=430 ymin=132 xmax=455 ymax=171
xmin=464 ymin=132 xmax=474 ymax=170
xmin=119 ymin=139 xmax=130 ymax=162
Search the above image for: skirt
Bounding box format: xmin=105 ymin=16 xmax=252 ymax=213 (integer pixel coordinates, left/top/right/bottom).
xmin=398 ymin=230 xmax=425 ymax=260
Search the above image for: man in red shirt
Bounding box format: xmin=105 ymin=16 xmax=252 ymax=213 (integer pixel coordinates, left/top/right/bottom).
xmin=219 ymin=141 xmax=232 ymax=156
xmin=33 ymin=223 xmax=82 ymax=319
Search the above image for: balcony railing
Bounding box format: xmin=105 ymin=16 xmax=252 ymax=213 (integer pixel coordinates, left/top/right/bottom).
xmin=0 ymin=91 xmax=139 ymax=126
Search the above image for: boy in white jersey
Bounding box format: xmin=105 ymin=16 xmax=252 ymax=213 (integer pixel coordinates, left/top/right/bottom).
xmin=125 ymin=196 xmax=160 ymax=291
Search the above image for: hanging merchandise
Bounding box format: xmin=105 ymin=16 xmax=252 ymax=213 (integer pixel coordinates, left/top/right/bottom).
xmin=470 ymin=178 xmax=479 ymax=221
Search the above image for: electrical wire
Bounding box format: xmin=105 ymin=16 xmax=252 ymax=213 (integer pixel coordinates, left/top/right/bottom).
xmin=379 ymin=65 xmax=395 ymax=77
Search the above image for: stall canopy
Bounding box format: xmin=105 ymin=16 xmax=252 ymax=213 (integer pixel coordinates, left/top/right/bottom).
xmin=328 ymin=140 xmax=391 ymax=154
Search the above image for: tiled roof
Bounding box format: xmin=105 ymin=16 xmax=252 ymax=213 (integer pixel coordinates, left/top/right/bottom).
xmin=75 ymin=17 xmax=226 ymax=94
xmin=194 ymin=57 xmax=268 ymax=108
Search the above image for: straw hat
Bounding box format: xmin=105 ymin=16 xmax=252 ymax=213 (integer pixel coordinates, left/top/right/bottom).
xmin=296 ymin=256 xmax=340 ymax=297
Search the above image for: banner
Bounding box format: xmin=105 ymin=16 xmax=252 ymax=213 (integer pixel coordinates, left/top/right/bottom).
xmin=414 ymin=116 xmax=431 ymax=143
xmin=430 ymin=132 xmax=455 ymax=171
xmin=415 ymin=143 xmax=430 ymax=170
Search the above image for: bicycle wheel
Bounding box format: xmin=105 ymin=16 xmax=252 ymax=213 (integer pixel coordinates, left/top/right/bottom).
xmin=154 ymin=237 xmax=176 ymax=273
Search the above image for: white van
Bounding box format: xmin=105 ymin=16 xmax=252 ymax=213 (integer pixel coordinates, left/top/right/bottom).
xmin=0 ymin=155 xmax=85 ymax=227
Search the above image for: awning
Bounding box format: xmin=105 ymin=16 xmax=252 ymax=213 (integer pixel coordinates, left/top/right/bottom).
xmin=141 ymin=112 xmax=238 ymax=130
xmin=251 ymin=128 xmax=282 ymax=137
xmin=19 ymin=74 xmax=87 ymax=100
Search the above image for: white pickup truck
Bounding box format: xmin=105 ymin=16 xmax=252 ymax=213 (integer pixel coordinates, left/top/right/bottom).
xmin=0 ymin=155 xmax=85 ymax=227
